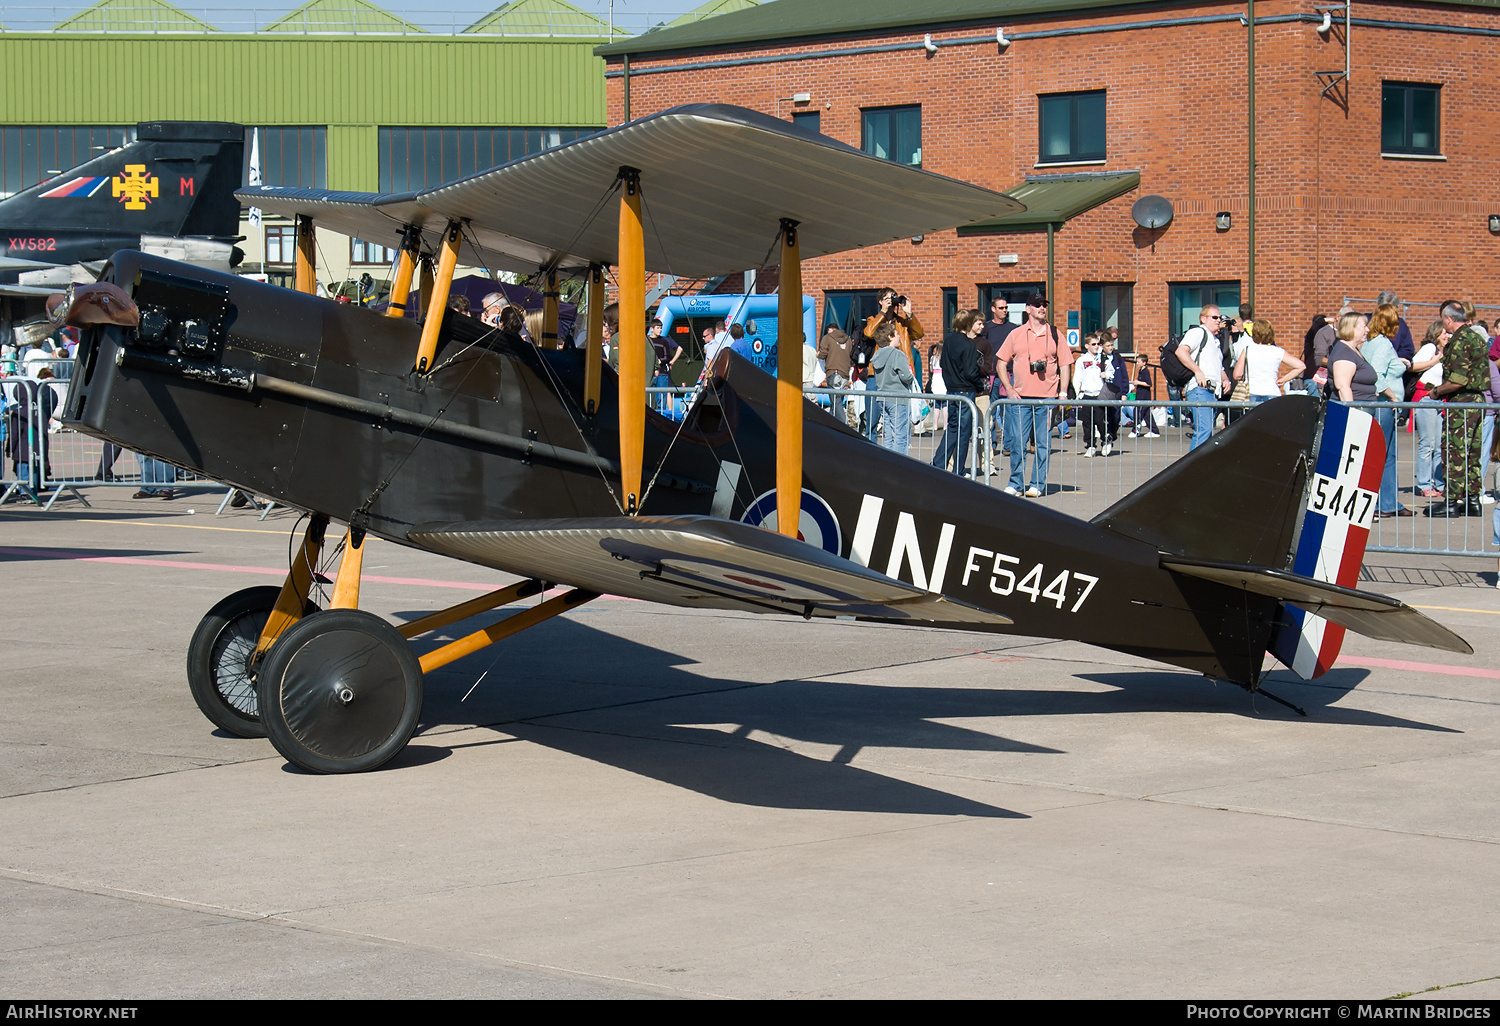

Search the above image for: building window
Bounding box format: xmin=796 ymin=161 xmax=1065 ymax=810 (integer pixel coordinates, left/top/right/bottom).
xmin=245 ymin=127 xmax=327 ymax=189
xmin=1081 ymin=283 xmax=1134 ymax=352
xmin=790 ymin=110 xmax=821 ymax=136
xmin=860 ymin=106 xmax=921 ymax=166
xmin=941 ymin=287 xmax=958 ymax=335
xmin=378 ymin=126 xmax=597 ymax=193
xmin=1382 ymin=82 xmax=1440 ymax=156
xmin=0 ymin=125 xmax=134 ymax=198
xmin=351 ymin=238 xmax=396 ymax=265
xmin=1038 ymin=90 xmax=1106 ymax=164
xmin=822 ymin=289 xmax=886 ymax=337
xmin=264 ymin=224 xmax=297 ymax=265
xmin=1169 ymin=282 xmax=1240 ymax=340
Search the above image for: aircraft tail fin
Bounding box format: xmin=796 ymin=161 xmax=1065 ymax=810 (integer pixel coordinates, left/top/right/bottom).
xmin=1093 ymin=396 xmax=1446 ymax=680
xmin=1264 ymin=401 xmax=1387 ymax=678
xmin=1093 ymin=394 xmax=1320 ymax=568
xmin=0 ymin=122 xmax=244 ymax=239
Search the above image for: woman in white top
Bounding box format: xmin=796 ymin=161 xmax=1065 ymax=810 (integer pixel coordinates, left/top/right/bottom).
xmin=1232 ymin=319 xmax=1306 ymax=403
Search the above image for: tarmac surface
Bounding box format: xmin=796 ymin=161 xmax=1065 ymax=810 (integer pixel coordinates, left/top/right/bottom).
xmin=1 ymin=487 xmax=1498 ymax=999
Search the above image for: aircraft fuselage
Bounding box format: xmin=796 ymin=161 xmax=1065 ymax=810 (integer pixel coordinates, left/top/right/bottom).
xmin=65 ymin=252 xmax=1278 ymax=687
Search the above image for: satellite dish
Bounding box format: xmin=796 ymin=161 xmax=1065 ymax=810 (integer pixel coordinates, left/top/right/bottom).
xmin=1132 ymin=195 xmax=1174 ymax=230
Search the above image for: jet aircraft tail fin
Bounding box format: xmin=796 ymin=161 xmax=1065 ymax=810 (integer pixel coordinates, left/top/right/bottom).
xmin=0 ymin=122 xmax=244 ymax=240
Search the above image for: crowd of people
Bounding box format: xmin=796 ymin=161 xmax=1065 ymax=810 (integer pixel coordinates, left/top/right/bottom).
xmin=2 ymin=332 xmax=75 ymax=497
xmin=10 ymin=278 xmax=1500 ymax=547
xmin=804 ymin=286 xmax=1500 ymax=533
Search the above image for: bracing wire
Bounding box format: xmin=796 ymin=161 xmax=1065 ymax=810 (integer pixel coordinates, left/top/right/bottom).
xmin=452 ymin=215 xmax=626 ymax=516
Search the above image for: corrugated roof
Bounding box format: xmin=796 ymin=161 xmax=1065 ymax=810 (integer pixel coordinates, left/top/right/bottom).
xmin=597 ymin=0 xmax=1500 ymax=55
xmin=957 ymin=170 xmax=1139 ymax=233
xmin=464 ymin=0 xmax=610 ymax=36
xmin=601 ymin=0 xmax=1148 ymax=54
xmin=263 ymin=0 xmax=425 ymax=34
xmin=667 ymin=0 xmax=762 ymax=28
xmin=54 ymin=0 xmax=217 ymax=32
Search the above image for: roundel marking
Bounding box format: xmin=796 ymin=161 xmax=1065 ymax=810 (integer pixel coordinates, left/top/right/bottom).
xmin=739 ymin=488 xmax=843 ymax=556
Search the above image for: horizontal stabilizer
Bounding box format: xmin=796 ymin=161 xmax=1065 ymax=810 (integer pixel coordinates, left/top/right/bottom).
xmin=409 ymin=515 xmax=1012 ymax=625
xmin=1163 ymin=557 xmax=1473 ymax=655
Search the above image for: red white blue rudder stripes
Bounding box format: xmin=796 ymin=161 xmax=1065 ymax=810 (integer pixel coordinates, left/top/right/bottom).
xmin=1269 ymin=401 xmax=1384 ymax=679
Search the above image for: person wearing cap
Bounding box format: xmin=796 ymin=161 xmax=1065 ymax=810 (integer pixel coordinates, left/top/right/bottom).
xmin=995 ymin=289 xmax=1073 ymax=497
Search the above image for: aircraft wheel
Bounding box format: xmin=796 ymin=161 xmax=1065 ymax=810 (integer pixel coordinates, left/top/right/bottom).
xmin=186 ymin=585 xmax=316 ymax=738
xmin=256 ymin=609 xmax=424 ymax=774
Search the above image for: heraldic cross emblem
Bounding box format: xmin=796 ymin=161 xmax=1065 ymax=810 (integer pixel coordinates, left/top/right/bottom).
xmin=111 ymin=164 xmax=159 ymax=210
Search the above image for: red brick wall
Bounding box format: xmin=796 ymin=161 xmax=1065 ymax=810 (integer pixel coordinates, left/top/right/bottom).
xmin=605 ymin=1 xmax=1500 ymax=350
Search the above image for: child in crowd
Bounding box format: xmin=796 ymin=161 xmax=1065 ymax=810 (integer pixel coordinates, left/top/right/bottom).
xmin=1074 ymin=333 xmax=1110 ymax=457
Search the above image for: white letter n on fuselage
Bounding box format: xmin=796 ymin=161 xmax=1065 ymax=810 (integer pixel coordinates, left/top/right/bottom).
xmin=849 ymin=494 xmax=956 ymax=593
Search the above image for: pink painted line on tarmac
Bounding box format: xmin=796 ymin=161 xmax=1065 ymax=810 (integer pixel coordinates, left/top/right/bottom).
xmin=1336 ymin=655 xmax=1500 ymax=680
xmin=0 ymin=545 xmax=639 ymax=598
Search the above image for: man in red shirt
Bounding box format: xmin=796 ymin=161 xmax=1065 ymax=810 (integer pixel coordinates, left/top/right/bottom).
xmin=996 ymin=290 xmax=1074 ymax=497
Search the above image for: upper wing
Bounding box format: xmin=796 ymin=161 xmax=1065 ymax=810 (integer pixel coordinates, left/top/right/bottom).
xmin=239 ymin=104 xmax=1025 ymax=278
xmin=408 ymin=514 xmax=1012 ymax=626
xmin=231 ymin=187 xmax=567 ymax=277
xmin=1162 ymin=557 xmax=1473 ymax=655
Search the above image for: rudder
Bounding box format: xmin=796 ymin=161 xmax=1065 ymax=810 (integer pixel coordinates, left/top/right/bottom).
xmin=1268 ymin=401 xmax=1385 ymax=678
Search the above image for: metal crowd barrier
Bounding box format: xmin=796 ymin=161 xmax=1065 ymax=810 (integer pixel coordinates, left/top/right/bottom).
xmin=2 ymin=361 xmax=258 ymax=512
xmin=648 ymin=387 xmax=1499 ymax=557
xmin=1 ymin=375 xmax=44 ymax=506
xmin=5 ymin=365 xmax=1495 ymax=556
xmin=983 ymin=396 xmax=1499 ymax=558
xmin=647 ymin=384 xmax=991 ymax=480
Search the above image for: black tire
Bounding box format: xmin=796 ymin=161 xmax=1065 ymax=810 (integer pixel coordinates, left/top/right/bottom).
xmin=186 ymin=586 xmax=317 ymax=738
xmin=257 ymin=609 xmax=424 ymax=774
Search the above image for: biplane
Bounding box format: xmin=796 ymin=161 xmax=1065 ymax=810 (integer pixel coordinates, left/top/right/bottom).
xmin=53 ymin=105 xmax=1470 ymax=774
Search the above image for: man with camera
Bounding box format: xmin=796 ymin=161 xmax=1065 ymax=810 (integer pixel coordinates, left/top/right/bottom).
xmin=996 ymin=290 xmax=1073 ymax=497
xmin=860 ymin=288 xmax=924 ymax=443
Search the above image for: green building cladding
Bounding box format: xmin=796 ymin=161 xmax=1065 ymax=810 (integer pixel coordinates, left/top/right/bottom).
xmin=0 ymin=0 xmax=610 ymax=193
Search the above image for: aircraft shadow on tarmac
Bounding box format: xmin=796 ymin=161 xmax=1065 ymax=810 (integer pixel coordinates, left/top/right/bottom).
xmin=389 ymin=614 xmax=1033 ymax=818
xmin=0 ymin=543 xmax=190 ymax=561
xmin=1074 ymin=670 xmax=1461 ymax=733
xmin=0 ymin=509 xmax=196 ymax=522
xmin=373 ymin=612 xmax=1459 ymax=814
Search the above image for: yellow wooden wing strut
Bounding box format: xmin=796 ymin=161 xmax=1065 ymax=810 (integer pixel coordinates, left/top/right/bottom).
xmin=584 ymin=264 xmax=605 ymax=416
xmin=418 ymin=254 xmax=434 ymax=321
xmin=541 ymin=269 xmax=560 ymax=349
xmin=617 ymin=167 xmax=646 ymax=514
xmin=383 ymin=224 xmax=422 ymax=320
xmin=254 ymin=514 xmax=328 ymax=659
xmin=418 ymin=589 xmax=598 ymax=675
xmin=776 ymin=218 xmax=804 ymax=539
xmin=294 ymin=215 xmax=316 ymax=296
xmin=328 ymin=526 xmax=365 ymax=610
xmin=414 ymin=220 xmax=462 ymax=374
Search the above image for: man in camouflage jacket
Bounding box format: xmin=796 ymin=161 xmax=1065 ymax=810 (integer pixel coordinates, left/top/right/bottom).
xmin=1427 ymin=300 xmax=1489 ymax=517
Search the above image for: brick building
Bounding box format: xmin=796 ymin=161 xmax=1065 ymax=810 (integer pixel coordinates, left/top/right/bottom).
xmin=598 ymin=0 xmax=1500 ymax=353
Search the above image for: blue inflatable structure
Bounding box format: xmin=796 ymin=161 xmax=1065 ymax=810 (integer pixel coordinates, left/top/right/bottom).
xmin=656 ymin=293 xmax=816 ymax=376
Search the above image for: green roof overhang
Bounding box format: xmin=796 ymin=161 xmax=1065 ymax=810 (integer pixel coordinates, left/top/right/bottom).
xmin=957 ymin=169 xmax=1139 ymax=234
